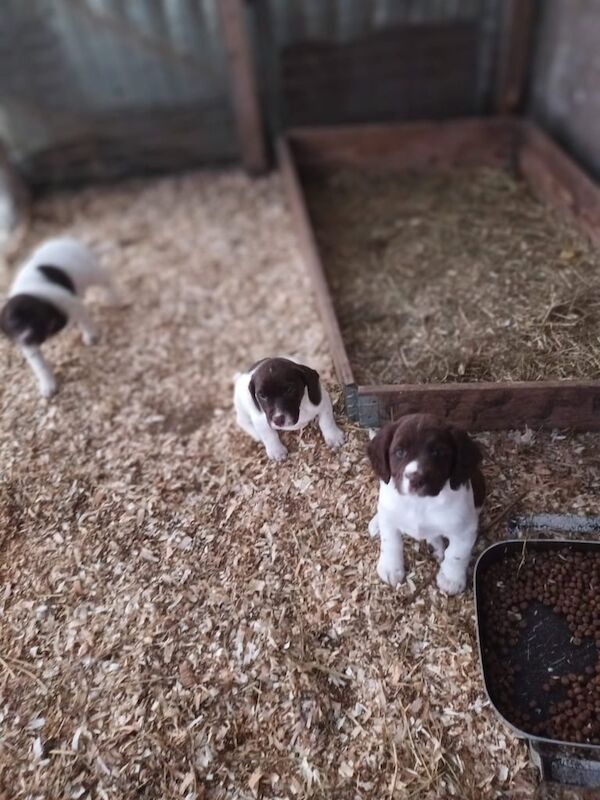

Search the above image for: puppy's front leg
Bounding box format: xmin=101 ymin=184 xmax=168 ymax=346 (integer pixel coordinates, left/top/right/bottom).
xmin=317 ymin=391 xmax=344 ymax=448
xmin=72 ymin=304 xmax=99 ymax=346
xmin=436 ymin=528 xmax=476 ymax=595
xmin=376 ymin=512 xmax=405 ymax=587
xmin=253 ymin=415 xmax=288 ymax=462
xmin=21 ymin=344 xmax=56 ymax=398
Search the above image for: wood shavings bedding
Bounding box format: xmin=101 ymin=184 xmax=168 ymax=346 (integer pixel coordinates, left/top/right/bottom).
xmin=1 ymin=169 xmax=599 ymax=799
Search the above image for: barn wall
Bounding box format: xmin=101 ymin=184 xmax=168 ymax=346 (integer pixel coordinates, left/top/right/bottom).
xmin=530 ymin=0 xmax=600 ymax=180
xmin=0 ymin=0 xmax=238 ymax=185
xmin=256 ymin=0 xmax=503 ymax=131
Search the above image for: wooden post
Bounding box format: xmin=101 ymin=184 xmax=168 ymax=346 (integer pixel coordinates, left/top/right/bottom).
xmin=495 ymin=0 xmax=537 ymax=114
xmin=218 ymin=0 xmax=268 ymax=175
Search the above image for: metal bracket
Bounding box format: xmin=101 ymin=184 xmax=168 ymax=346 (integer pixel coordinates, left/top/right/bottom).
xmin=343 ymin=384 xmax=359 ymax=422
xmin=357 ymin=393 xmax=381 ymax=428
xmin=530 ymin=741 xmax=600 ymax=789
xmin=508 ymin=514 xmax=600 ymax=537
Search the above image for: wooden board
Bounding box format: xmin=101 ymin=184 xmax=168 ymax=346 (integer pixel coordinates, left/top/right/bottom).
xmin=218 ymin=0 xmax=268 ymax=175
xmin=280 ymin=22 xmax=481 ymax=127
xmin=495 ymin=0 xmax=537 ymax=114
xmin=281 ymin=117 xmax=600 ymax=432
xmin=278 ymin=137 xmax=354 ymax=388
xmin=359 ymin=383 xmax=600 ymax=433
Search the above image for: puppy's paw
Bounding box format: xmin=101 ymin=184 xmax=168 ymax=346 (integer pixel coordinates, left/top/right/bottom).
xmin=40 ymin=380 xmax=57 ymax=399
xmin=368 ymin=514 xmax=380 ymax=538
xmin=82 ymin=330 xmax=99 ymax=346
xmin=266 ymin=443 xmax=288 ymax=462
xmin=436 ymin=569 xmax=467 ymax=596
xmin=430 ymin=540 xmax=446 ymax=563
xmin=324 ymin=426 xmax=344 ymax=449
xmin=377 ymin=558 xmax=405 ymax=588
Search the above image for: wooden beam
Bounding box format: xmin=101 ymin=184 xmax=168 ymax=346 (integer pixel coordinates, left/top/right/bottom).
xmin=519 ymin=122 xmax=600 ymax=247
xmin=360 ymin=381 xmax=600 ymax=433
xmin=278 ymin=136 xmax=355 ymax=387
xmin=218 ymin=0 xmax=268 ymax=175
xmin=495 ymin=0 xmax=537 ymax=114
xmin=0 ymin=140 xmax=29 ymax=261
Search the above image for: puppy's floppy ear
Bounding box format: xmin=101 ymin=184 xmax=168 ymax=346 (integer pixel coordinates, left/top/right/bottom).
xmin=294 ymin=364 xmax=321 ymax=405
xmin=367 ymin=422 xmax=397 ymax=484
xmin=449 ymin=426 xmax=482 ymax=490
xmin=248 ymin=376 xmax=260 ymax=410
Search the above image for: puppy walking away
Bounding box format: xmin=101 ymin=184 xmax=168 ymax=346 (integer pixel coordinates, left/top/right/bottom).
xmin=0 ymin=237 xmax=117 ymax=397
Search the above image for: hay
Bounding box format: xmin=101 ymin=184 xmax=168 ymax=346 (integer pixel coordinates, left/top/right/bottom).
xmin=306 ymin=166 xmax=600 ymax=385
xmin=0 ymin=169 xmax=599 ymax=798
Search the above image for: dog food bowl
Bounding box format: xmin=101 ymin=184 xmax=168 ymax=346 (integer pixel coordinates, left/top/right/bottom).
xmin=474 ymin=539 xmax=600 ymax=790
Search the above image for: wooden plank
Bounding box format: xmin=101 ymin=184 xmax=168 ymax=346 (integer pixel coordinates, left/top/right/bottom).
xmin=495 ymin=0 xmax=537 ymax=114
xmin=280 ymin=22 xmax=480 ymax=127
xmin=278 ymin=136 xmax=355 ymax=387
xmin=519 ymin=122 xmax=600 ymax=247
xmin=360 ymin=381 xmax=600 ymax=432
xmin=288 ymin=118 xmax=519 ymax=172
xmin=218 ymin=0 xmax=268 ymax=175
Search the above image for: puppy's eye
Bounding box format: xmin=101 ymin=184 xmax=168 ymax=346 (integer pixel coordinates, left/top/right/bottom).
xmin=430 ymin=446 xmax=448 ymax=459
xmin=258 ymin=390 xmax=267 ymax=400
xmin=395 ymin=448 xmax=407 ymax=459
xmin=284 ymin=386 xmax=295 ymax=396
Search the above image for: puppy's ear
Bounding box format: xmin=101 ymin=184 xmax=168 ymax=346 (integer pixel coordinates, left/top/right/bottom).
xmin=295 ymin=364 xmax=322 ymax=405
xmin=449 ymin=426 xmax=482 ymax=490
xmin=367 ymin=422 xmax=397 ymax=484
xmin=248 ymin=376 xmax=260 ymax=410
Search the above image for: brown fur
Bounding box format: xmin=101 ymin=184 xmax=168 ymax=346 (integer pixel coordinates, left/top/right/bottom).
xmin=367 ymin=413 xmax=485 ymax=506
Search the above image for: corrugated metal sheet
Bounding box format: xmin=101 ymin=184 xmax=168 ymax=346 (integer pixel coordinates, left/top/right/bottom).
xmin=0 ymin=0 xmax=506 ymax=184
xmin=0 ymin=0 xmax=237 ymax=183
xmin=530 ymin=0 xmax=600 ymax=180
xmin=269 ymin=0 xmax=491 ymax=45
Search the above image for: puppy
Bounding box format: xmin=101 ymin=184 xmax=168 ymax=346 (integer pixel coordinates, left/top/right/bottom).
xmin=0 ymin=237 xmax=116 ymax=397
xmin=367 ymin=413 xmax=485 ymax=595
xmin=233 ymin=357 xmax=344 ymax=460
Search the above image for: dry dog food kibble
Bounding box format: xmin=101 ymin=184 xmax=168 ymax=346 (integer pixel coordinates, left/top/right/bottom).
xmin=480 ymin=547 xmax=600 ymax=745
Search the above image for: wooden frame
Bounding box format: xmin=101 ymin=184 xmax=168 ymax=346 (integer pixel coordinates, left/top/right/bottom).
xmin=218 ymin=0 xmax=268 ymax=175
xmin=279 ymin=118 xmax=600 ymax=432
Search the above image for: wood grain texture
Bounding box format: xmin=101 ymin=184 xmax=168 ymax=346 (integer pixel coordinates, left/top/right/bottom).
xmin=360 ymin=381 xmax=600 ymax=432
xmin=218 ymin=0 xmax=268 ymax=175
xmin=289 ymin=118 xmax=519 ymax=172
xmin=280 ymin=22 xmax=481 ymax=127
xmin=495 ymin=0 xmax=537 ymax=114
xmin=278 ymin=136 xmax=354 ymax=387
xmin=519 ymin=122 xmax=600 ymax=246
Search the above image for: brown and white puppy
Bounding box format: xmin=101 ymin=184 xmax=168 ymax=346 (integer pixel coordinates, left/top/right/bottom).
xmin=233 ymin=356 xmax=344 ymax=460
xmin=367 ymin=413 xmax=485 ymax=595
xmin=0 ymin=237 xmax=117 ymax=397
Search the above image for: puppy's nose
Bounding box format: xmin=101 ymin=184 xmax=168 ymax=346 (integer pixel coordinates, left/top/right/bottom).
xmin=409 ymin=472 xmax=425 ymax=488
xmin=273 ymin=414 xmax=286 ymax=427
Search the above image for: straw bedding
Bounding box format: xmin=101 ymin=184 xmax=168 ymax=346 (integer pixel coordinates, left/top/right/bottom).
xmin=1 ymin=169 xmax=599 ymax=799
xmin=306 ymin=166 xmax=600 ymax=385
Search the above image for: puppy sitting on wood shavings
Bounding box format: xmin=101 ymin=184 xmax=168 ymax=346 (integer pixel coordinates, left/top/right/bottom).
xmin=0 ymin=237 xmax=117 ymax=397
xmin=233 ymin=357 xmax=344 ymax=461
xmin=367 ymin=413 xmax=485 ymax=595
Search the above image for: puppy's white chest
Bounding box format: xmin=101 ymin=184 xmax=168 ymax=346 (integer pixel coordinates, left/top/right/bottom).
xmin=379 ymin=480 xmax=473 ymax=540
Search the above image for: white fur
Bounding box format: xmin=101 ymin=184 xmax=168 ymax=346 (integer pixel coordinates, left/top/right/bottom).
xmin=233 ymin=358 xmax=344 ymax=461
xmin=370 ymin=476 xmax=480 ymax=595
xmin=8 ymin=237 xmax=116 ymax=397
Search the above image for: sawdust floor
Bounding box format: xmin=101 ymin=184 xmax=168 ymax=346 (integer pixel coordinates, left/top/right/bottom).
xmin=1 ymin=169 xmax=599 ymax=800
